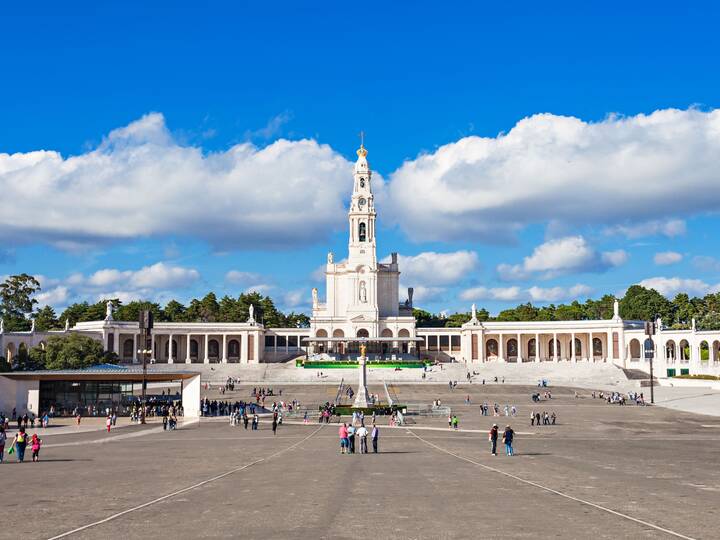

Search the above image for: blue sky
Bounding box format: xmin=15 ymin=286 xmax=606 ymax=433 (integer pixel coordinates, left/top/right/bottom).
xmin=2 ymin=1 xmax=720 ymax=315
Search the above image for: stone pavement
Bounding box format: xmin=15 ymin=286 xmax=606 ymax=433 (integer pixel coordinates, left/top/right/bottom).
xmin=1 ymin=384 xmax=718 ymax=539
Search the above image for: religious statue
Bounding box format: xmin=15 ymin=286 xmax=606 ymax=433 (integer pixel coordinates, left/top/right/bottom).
xmin=65 ymin=318 xmax=70 ymax=331
xmin=0 ymin=318 xmax=4 ymax=333
xmin=312 ymin=287 xmax=319 ymax=308
xmin=327 ymin=251 xmax=334 ymax=264
xmin=471 ymin=303 xmax=477 ymax=321
xmin=105 ymin=300 xmax=114 ymax=321
xmin=30 ymin=319 xmax=35 ymax=333
xmin=613 ymin=298 xmax=620 ymax=319
xmin=359 ymin=281 xmax=367 ymax=303
xmin=360 ymin=343 xmax=367 ymax=358
xmin=248 ymin=304 xmax=255 ymax=323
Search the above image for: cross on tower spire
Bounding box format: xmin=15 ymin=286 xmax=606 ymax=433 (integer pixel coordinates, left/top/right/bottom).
xmin=359 ymin=130 xmax=365 ymax=148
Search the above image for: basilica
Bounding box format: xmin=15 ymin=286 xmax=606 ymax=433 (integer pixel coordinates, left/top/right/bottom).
xmin=2 ymin=143 xmax=720 ymax=380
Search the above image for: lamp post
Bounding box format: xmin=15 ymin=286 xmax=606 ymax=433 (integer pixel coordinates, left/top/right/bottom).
xmin=137 ymin=347 xmax=151 ymax=423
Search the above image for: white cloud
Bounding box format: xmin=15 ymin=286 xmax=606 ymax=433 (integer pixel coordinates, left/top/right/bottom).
xmin=35 ymin=286 xmax=70 ymax=307
xmin=245 ymin=284 xmax=274 ymax=295
xmin=605 ymin=219 xmax=687 ymax=239
xmin=386 ymin=109 xmax=720 ymax=242
xmin=382 ymin=250 xmax=479 ymax=286
xmin=654 ymin=251 xmax=683 ymax=265
xmin=404 ymin=285 xmax=446 ymax=304
xmin=497 ymin=236 xmax=626 ymax=280
xmin=639 ymin=277 xmax=719 ymax=298
xmin=692 ymin=255 xmax=720 ymax=272
xmin=282 ymin=289 xmax=308 ymax=309
xmin=460 ymin=283 xmax=592 ymax=303
xmin=528 ymin=284 xmax=593 ymax=302
xmin=460 ymin=286 xmax=523 ymax=302
xmin=87 ymin=262 xmax=199 ymax=290
xmin=225 ymin=270 xmax=263 ymax=285
xmin=0 ymin=113 xmax=357 ymax=250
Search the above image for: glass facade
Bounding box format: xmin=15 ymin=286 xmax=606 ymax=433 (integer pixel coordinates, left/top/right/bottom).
xmin=39 ymin=380 xmax=136 ymax=417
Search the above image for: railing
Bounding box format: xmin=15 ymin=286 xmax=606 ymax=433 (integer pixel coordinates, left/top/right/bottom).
xmin=404 ymin=404 xmax=451 ymax=417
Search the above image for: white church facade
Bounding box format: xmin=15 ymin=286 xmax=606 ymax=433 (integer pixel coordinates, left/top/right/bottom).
xmin=2 ymin=142 xmax=720 ymax=379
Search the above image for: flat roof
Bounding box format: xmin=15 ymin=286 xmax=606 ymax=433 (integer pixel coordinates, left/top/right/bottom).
xmin=301 ymin=337 xmax=423 ymax=343
xmin=1 ymin=365 xmax=200 ymax=382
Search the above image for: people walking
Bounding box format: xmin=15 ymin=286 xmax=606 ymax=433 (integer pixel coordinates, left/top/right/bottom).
xmin=489 ymin=424 xmax=498 ymax=455
xmin=30 ymin=433 xmax=42 ymax=462
xmin=357 ymin=424 xmax=368 ymax=453
xmin=11 ymin=427 xmax=28 ymax=463
xmin=371 ymin=424 xmax=379 ymax=453
xmin=0 ymin=426 xmax=6 ymax=463
xmin=272 ymin=414 xmax=278 ymax=435
xmin=339 ymin=423 xmax=348 ymax=454
xmin=347 ymin=424 xmax=356 ymax=454
xmin=243 ymin=413 xmax=249 ymax=430
xmin=502 ymin=425 xmax=515 ymax=456
xmin=452 ymin=415 xmax=459 ymax=430
xmin=106 ymin=415 xmax=112 ymax=433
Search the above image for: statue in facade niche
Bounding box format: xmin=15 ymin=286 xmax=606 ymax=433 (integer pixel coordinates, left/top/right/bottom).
xmin=327 ymin=251 xmax=334 ymax=264
xmin=359 ymin=281 xmax=367 ymax=303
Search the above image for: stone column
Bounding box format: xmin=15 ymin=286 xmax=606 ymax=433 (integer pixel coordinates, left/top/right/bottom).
xmin=113 ymin=329 xmax=120 ymax=355
xmin=517 ymin=332 xmax=522 ymax=363
xmin=151 ymin=334 xmax=157 ymax=361
xmin=479 ymin=331 xmax=485 ymax=363
xmin=588 ymin=333 xmax=593 ymax=362
xmin=553 ymin=332 xmax=558 ymax=362
xmin=241 ymin=332 xmax=249 ymax=363
xmin=204 ymin=334 xmax=209 ymax=363
xmin=186 ymin=334 xmax=192 ymax=363
xmin=498 ymin=334 xmax=504 ymax=362
xmin=352 ymin=355 xmax=370 ymax=408
xmin=535 ymin=333 xmax=540 ymax=362
xmin=133 ymin=333 xmax=138 ymax=364
xmin=168 ymin=334 xmax=174 ymax=364
xmin=222 ymin=334 xmax=228 ymax=363
xmin=606 ymin=330 xmax=613 ymax=362
xmin=571 ymin=332 xmax=576 ymax=363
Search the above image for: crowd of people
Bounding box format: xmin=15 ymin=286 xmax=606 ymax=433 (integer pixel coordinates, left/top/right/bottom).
xmin=338 ymin=417 xmax=379 ymax=454
xmin=530 ymin=410 xmax=556 ymax=426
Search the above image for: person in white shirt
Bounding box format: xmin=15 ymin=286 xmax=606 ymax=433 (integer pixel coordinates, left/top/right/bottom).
xmin=356 ymin=425 xmax=369 ymax=454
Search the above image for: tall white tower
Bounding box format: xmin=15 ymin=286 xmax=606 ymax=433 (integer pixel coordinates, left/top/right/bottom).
xmin=347 ymin=142 xmax=377 ymax=268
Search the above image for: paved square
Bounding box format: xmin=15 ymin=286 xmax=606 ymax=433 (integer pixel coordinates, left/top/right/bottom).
xmin=1 ymin=383 xmax=718 ymax=539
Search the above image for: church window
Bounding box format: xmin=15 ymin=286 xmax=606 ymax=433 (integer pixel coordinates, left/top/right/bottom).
xmin=359 ymin=222 xmax=367 ymax=242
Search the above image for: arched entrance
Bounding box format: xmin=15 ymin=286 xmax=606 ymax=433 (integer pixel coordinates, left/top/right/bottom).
xmin=486 ymin=339 xmax=498 ymax=359
xmin=399 ymin=328 xmax=410 ymax=354
xmin=381 ymin=328 xmax=393 ymax=355
xmin=527 ymin=338 xmax=536 ymax=360
xmin=679 ymin=339 xmax=690 ymax=362
xmin=332 ymin=329 xmax=345 ymax=355
xmin=548 ymin=338 xmax=561 ymax=360
xmin=507 ymin=338 xmax=518 ymax=362
xmin=315 ymin=329 xmax=328 ymax=354
xmin=592 ymin=337 xmax=603 ymax=359
xmin=665 ymin=340 xmax=676 ymax=363
xmin=228 ymin=339 xmax=241 ymax=362
xmin=629 ymin=339 xmax=641 ymax=360
xmin=700 ymin=340 xmax=710 ymax=363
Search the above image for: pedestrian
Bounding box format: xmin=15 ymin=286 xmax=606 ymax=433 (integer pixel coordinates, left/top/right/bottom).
xmin=0 ymin=426 xmax=6 ymax=463
xmin=106 ymin=415 xmax=112 ymax=433
xmin=243 ymin=413 xmax=249 ymax=430
xmin=76 ymin=410 xmax=81 ymax=426
xmin=272 ymin=416 xmax=278 ymax=435
xmin=551 ymin=412 xmax=556 ymax=425
xmin=452 ymin=415 xmax=459 ymax=430
xmin=11 ymin=427 xmax=28 ymax=463
xmin=30 ymin=433 xmax=42 ymax=462
xmin=489 ymin=424 xmax=498 ymax=456
xmin=448 ymin=414 xmax=452 ymax=429
xmin=502 ymin=425 xmax=515 ymax=456
xmin=347 ymin=424 xmax=356 ymax=454
xmin=357 ymin=424 xmax=368 ymax=453
xmin=339 ymin=423 xmax=348 ymax=454
xmin=371 ymin=424 xmax=379 ymax=453
xmin=530 ymin=411 xmax=535 ymax=426
xmin=252 ymin=414 xmax=259 ymax=430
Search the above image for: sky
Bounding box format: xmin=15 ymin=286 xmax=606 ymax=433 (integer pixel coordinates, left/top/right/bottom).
xmin=2 ymin=1 xmax=720 ymax=316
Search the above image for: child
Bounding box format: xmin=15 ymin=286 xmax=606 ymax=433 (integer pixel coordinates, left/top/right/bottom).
xmin=106 ymin=415 xmax=112 ymax=433
xmin=31 ymin=434 xmax=42 ymax=462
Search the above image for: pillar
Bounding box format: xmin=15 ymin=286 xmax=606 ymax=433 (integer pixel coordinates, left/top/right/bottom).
xmin=204 ymin=334 xmax=209 ymax=363
xmin=606 ymin=330 xmax=613 ymax=362
xmin=151 ymin=334 xmax=157 ymax=361
xmin=168 ymin=334 xmax=174 ymax=364
xmin=186 ymin=334 xmax=192 ymax=363
xmin=498 ymin=334 xmax=504 ymax=362
xmin=571 ymin=332 xmax=576 ymax=363
xmin=517 ymin=332 xmax=522 ymax=363
xmin=479 ymin=331 xmax=485 ymax=363
xmin=241 ymin=332 xmax=249 ymax=363
xmin=553 ymin=332 xmax=558 ymax=362
xmin=133 ymin=333 xmax=138 ymax=364
xmin=222 ymin=334 xmax=228 ymax=363
xmin=535 ymin=333 xmax=540 ymax=362
xmin=113 ymin=329 xmax=120 ymax=355
xmin=588 ymin=333 xmax=593 ymax=362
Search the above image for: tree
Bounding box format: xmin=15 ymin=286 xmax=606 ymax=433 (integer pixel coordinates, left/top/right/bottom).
xmin=43 ymin=334 xmax=112 ymax=370
xmin=285 ymin=312 xmax=310 ymax=328
xmin=187 ymin=293 xmax=220 ymax=322
xmin=164 ymin=300 xmax=188 ymax=322
xmin=34 ymin=305 xmax=59 ymax=331
xmin=114 ymin=300 xmax=163 ymax=323
xmin=620 ymin=285 xmax=673 ymax=321
xmin=445 ymin=312 xmax=471 ymax=327
xmin=58 ymin=302 xmax=92 ymax=327
xmin=0 ymin=274 xmax=40 ymax=331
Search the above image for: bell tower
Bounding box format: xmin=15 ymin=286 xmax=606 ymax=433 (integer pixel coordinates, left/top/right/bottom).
xmin=348 ymin=135 xmax=377 ymax=268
